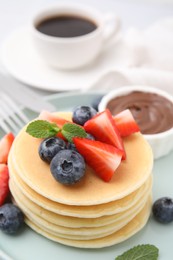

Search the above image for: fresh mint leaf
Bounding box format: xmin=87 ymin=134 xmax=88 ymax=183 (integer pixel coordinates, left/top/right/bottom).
xmin=26 ymin=120 xmax=60 ymax=138
xmin=26 ymin=120 xmax=87 ymax=141
xmin=115 ymin=244 xmax=159 ymax=260
xmin=61 ymin=122 xmax=87 ymax=142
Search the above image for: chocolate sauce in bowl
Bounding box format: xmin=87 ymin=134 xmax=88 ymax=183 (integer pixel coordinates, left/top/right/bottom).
xmin=107 ymin=91 xmax=173 ymax=134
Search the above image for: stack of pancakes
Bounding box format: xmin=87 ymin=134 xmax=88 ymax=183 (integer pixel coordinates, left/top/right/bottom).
xmin=8 ymin=112 xmax=153 ymax=248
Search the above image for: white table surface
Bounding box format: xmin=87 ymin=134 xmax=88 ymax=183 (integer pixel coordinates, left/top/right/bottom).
xmin=0 ymin=0 xmax=173 ymax=96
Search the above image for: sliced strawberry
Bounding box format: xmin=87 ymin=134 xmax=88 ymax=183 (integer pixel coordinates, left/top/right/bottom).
xmin=84 ymin=109 xmax=126 ymax=159
xmin=0 ymin=132 xmax=15 ymax=164
xmin=0 ymin=164 xmax=9 ymax=206
xmin=39 ymin=110 xmax=69 ymax=128
xmin=73 ymin=138 xmax=123 ymax=182
xmin=113 ymin=109 xmax=140 ymax=137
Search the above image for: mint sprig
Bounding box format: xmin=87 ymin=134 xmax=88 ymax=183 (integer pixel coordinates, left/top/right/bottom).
xmin=62 ymin=123 xmax=87 ymax=142
xmin=115 ymin=244 xmax=159 ymax=260
xmin=26 ymin=120 xmax=87 ymax=142
xmin=26 ymin=120 xmax=60 ymax=138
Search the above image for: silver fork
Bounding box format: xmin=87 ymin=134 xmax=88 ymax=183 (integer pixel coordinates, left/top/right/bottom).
xmin=0 ymin=249 xmax=14 ymax=260
xmin=0 ymin=93 xmax=29 ymax=134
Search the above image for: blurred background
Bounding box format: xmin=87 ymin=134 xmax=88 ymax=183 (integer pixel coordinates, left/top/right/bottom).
xmin=0 ymin=0 xmax=173 ymax=64
xmin=0 ymin=0 xmax=173 ymax=43
xmin=0 ymin=0 xmax=173 ymax=96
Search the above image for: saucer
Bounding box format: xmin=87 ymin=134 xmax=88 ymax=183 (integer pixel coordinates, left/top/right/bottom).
xmin=1 ymin=27 xmax=134 ymax=92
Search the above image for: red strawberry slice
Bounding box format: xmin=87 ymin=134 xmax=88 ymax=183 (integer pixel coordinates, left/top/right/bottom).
xmin=0 ymin=164 xmax=9 ymax=206
xmin=73 ymin=138 xmax=123 ymax=182
xmin=84 ymin=109 xmax=126 ymax=159
xmin=39 ymin=110 xmax=69 ymax=128
xmin=0 ymin=132 xmax=15 ymax=164
xmin=113 ymin=109 xmax=140 ymax=137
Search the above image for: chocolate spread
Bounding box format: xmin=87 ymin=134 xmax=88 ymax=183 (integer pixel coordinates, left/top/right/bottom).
xmin=107 ymin=91 xmax=173 ymax=134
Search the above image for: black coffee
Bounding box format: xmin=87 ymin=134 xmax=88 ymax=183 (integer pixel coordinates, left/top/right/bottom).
xmin=36 ymin=15 xmax=97 ymax=37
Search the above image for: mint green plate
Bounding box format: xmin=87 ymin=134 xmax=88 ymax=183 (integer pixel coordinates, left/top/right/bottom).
xmin=0 ymin=92 xmax=173 ymax=260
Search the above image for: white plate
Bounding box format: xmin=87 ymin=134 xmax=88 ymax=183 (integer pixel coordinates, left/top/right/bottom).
xmin=1 ymin=27 xmax=134 ymax=92
xmin=0 ymin=92 xmax=173 ymax=260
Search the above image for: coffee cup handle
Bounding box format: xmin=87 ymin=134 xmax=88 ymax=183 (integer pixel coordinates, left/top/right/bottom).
xmin=103 ymin=14 xmax=121 ymax=45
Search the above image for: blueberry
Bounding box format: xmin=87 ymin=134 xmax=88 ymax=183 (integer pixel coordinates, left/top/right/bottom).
xmin=66 ymin=142 xmax=77 ymax=151
xmin=72 ymin=106 xmax=97 ymax=126
xmin=0 ymin=203 xmax=24 ymax=234
xmin=50 ymin=149 xmax=85 ymax=185
xmin=66 ymin=134 xmax=94 ymax=152
xmin=152 ymin=197 xmax=173 ymax=223
xmin=91 ymin=95 xmax=104 ymax=111
xmin=39 ymin=137 xmax=66 ymax=163
xmin=86 ymin=133 xmax=95 ymax=140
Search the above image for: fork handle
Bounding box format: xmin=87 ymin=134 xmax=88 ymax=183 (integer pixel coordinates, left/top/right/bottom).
xmin=0 ymin=249 xmax=13 ymax=260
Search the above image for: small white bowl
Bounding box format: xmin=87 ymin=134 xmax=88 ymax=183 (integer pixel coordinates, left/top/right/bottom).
xmin=98 ymin=86 xmax=173 ymax=159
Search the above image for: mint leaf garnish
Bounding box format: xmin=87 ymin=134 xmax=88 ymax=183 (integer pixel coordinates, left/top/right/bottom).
xmin=115 ymin=244 xmax=159 ymax=260
xmin=26 ymin=120 xmax=87 ymax=141
xmin=61 ymin=123 xmax=87 ymax=142
xmin=26 ymin=120 xmax=60 ymax=138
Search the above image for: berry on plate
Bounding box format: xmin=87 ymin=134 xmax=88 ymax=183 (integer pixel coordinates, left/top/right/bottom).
xmin=152 ymin=197 xmax=173 ymax=224
xmin=39 ymin=137 xmax=66 ymax=163
xmin=50 ymin=149 xmax=85 ymax=185
xmin=0 ymin=164 xmax=9 ymax=206
xmin=66 ymin=133 xmax=94 ymax=152
xmin=113 ymin=109 xmax=140 ymax=137
xmin=86 ymin=133 xmax=95 ymax=140
xmin=72 ymin=106 xmax=97 ymax=126
xmin=84 ymin=109 xmax=126 ymax=159
xmin=0 ymin=132 xmax=15 ymax=164
xmin=39 ymin=110 xmax=69 ymax=128
xmin=91 ymin=95 xmax=104 ymax=111
xmin=66 ymin=142 xmax=77 ymax=151
xmin=0 ymin=203 xmax=24 ymax=234
xmin=73 ymin=138 xmax=123 ymax=182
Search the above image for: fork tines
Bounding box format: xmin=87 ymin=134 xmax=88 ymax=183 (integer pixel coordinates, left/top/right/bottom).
xmin=0 ymin=93 xmax=29 ymax=134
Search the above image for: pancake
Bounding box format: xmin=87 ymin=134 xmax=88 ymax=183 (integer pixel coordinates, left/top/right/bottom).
xmin=9 ymin=156 xmax=152 ymax=218
xmin=9 ymin=177 xmax=152 ymax=229
xmin=8 ymin=111 xmax=153 ymax=248
xmin=24 ymin=197 xmax=152 ymax=248
xmin=11 ymin=191 xmax=150 ymax=240
xmin=9 ymin=112 xmax=153 ymax=205
xmin=22 ymin=195 xmax=150 ymax=240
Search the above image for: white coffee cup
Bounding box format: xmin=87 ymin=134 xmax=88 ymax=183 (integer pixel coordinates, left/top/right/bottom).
xmin=31 ymin=4 xmax=120 ymax=70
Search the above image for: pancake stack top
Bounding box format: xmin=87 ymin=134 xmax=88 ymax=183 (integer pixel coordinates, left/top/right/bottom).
xmin=8 ymin=112 xmax=153 ymax=248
